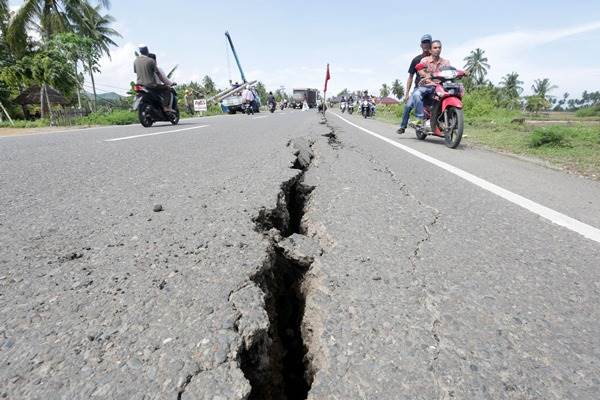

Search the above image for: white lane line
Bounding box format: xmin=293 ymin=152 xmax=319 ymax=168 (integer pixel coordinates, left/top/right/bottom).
xmin=252 ymin=116 xmax=268 ymax=120
xmin=332 ymin=112 xmax=600 ymax=244
xmin=0 ymin=124 xmax=132 ymax=139
xmin=104 ymin=125 xmax=209 ymax=142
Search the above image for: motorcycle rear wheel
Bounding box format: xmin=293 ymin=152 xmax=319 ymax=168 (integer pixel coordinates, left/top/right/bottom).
xmin=444 ymin=107 xmax=464 ymax=148
xmin=169 ymin=108 xmax=180 ymax=125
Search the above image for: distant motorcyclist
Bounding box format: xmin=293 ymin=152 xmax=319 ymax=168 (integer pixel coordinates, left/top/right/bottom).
xmin=241 ymin=84 xmax=255 ymax=114
xmin=267 ymin=91 xmax=276 ymax=106
xmin=362 ymin=91 xmax=375 ymax=114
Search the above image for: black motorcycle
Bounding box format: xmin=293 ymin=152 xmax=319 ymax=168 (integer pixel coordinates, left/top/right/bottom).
xmin=347 ymin=103 xmax=354 ymax=115
xmin=133 ymin=84 xmax=179 ymax=127
xmin=361 ymin=100 xmax=374 ymax=118
xmin=269 ymin=101 xmax=276 ymax=113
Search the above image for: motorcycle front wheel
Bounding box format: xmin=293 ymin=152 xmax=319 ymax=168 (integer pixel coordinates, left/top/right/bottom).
xmin=444 ymin=107 xmax=464 ymax=148
xmin=138 ymin=104 xmax=153 ymax=127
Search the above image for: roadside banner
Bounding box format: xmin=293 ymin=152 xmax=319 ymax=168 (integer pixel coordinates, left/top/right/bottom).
xmin=193 ymin=99 xmax=207 ymax=112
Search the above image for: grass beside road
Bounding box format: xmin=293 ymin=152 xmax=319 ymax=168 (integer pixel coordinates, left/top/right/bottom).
xmin=374 ymin=104 xmax=600 ymax=179
xmin=0 ymin=105 xmax=224 ymax=132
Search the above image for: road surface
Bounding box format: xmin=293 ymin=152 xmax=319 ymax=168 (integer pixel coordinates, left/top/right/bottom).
xmin=1 ymin=110 xmax=599 ymax=399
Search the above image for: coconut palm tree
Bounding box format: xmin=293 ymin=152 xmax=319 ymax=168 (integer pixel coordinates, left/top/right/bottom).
xmin=499 ymin=72 xmax=523 ymax=98
xmin=531 ymin=78 xmax=557 ymax=99
xmin=75 ymin=4 xmax=120 ymax=110
xmin=463 ymin=48 xmax=490 ymax=86
xmin=380 ymin=83 xmax=390 ymax=98
xmin=391 ymin=79 xmax=404 ymax=99
xmin=6 ymin=0 xmax=109 ymax=55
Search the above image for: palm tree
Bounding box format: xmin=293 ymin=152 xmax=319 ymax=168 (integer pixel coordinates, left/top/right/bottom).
xmin=500 ymin=72 xmax=523 ymax=108
xmin=380 ymin=83 xmax=390 ymax=98
xmin=463 ymin=48 xmax=490 ymax=86
xmin=499 ymin=72 xmax=523 ymax=98
xmin=7 ymin=0 xmax=110 ymax=54
xmin=76 ymin=3 xmax=120 ymax=110
xmin=391 ymin=79 xmax=404 ymax=99
xmin=531 ymin=78 xmax=557 ymax=99
xmin=0 ymin=0 xmax=9 ymax=24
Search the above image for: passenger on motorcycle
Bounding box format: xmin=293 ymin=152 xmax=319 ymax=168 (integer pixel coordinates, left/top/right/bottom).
xmin=397 ymin=34 xmax=431 ymax=134
xmin=412 ymin=40 xmax=450 ymax=127
xmin=148 ymin=53 xmax=175 ymax=112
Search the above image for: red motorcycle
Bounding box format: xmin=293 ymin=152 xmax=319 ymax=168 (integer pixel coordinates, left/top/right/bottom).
xmin=410 ymin=67 xmax=466 ymax=148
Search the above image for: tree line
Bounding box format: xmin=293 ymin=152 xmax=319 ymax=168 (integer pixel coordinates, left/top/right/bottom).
xmin=0 ymin=0 xmax=120 ymax=122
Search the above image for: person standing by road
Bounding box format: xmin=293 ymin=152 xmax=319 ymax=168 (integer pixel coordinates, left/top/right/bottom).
xmin=397 ymin=34 xmax=432 ymax=134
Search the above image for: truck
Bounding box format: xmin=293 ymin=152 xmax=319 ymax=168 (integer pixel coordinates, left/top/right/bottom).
xmin=217 ymin=32 xmax=261 ymax=114
xmin=291 ymin=88 xmax=318 ymax=109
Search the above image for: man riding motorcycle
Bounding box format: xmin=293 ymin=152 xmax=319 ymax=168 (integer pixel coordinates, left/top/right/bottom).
xmin=133 ymin=46 xmax=173 ymax=113
xmin=267 ymin=91 xmax=276 ymax=112
xmin=412 ymin=40 xmax=450 ymax=128
xmin=241 ymin=84 xmax=256 ymax=114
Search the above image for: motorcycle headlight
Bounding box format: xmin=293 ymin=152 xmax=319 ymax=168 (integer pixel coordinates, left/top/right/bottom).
xmin=448 ymin=89 xmax=456 ymax=95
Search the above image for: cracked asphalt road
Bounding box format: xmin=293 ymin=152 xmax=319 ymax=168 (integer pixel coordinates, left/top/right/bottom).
xmin=1 ymin=110 xmax=600 ymax=399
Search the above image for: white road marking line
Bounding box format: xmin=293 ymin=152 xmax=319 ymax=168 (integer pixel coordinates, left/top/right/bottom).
xmin=0 ymin=124 xmax=132 ymax=139
xmin=104 ymin=125 xmax=209 ymax=142
xmin=332 ymin=112 xmax=600 ymax=244
xmin=252 ymin=116 xmax=268 ymax=120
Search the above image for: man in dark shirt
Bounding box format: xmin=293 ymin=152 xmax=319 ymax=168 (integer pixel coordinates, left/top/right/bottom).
xmin=397 ymin=34 xmax=431 ymax=134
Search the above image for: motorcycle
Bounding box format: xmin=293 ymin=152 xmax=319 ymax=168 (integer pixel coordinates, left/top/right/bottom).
xmin=409 ymin=66 xmax=466 ymax=148
xmin=269 ymin=101 xmax=276 ymax=113
xmin=347 ymin=102 xmax=354 ymax=115
xmin=340 ymin=101 xmax=347 ymax=113
xmin=280 ymin=101 xmax=288 ymax=110
xmin=242 ymin=101 xmax=254 ymax=115
xmin=361 ymin=100 xmax=374 ymax=118
xmin=133 ymin=84 xmax=179 ymax=127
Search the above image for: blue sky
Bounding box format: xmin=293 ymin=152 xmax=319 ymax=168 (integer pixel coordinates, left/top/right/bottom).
xmin=9 ymin=0 xmax=600 ymax=97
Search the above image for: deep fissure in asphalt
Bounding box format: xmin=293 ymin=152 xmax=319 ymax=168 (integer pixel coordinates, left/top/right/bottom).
xmin=243 ymin=142 xmax=315 ymax=400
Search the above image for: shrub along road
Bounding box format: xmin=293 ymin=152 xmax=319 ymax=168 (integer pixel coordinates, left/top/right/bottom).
xmin=1 ymin=109 xmax=600 ymax=399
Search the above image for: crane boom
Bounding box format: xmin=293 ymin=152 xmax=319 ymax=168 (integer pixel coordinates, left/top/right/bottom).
xmin=225 ymin=31 xmax=247 ymax=83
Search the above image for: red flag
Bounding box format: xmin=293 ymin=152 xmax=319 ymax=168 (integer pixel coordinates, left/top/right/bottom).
xmin=324 ymin=63 xmax=331 ymax=93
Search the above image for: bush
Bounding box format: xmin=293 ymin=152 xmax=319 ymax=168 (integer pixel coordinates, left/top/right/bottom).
xmin=74 ymin=109 xmax=137 ymax=126
xmin=575 ymin=105 xmax=600 ymax=118
xmin=0 ymin=119 xmax=50 ymax=128
xmin=528 ymin=126 xmax=572 ymax=148
xmin=463 ymin=87 xmax=497 ymax=118
xmin=376 ymin=104 xmax=404 ymax=119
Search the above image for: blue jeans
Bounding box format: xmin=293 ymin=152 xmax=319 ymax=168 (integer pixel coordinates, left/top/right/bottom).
xmin=400 ymin=91 xmax=415 ymax=129
xmin=413 ymin=86 xmax=435 ymax=120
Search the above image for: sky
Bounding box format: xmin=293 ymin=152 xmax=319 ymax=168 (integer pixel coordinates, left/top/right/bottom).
xmin=8 ymin=0 xmax=600 ymax=98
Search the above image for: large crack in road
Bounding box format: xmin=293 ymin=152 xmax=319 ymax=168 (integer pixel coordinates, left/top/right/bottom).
xmin=238 ymin=138 xmax=317 ymax=400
